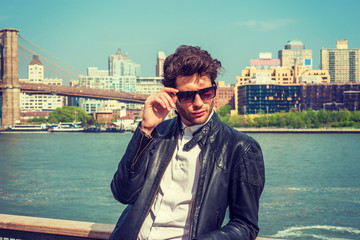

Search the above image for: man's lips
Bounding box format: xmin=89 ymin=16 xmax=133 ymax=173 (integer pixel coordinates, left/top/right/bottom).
xmin=192 ymin=110 xmax=206 ymax=117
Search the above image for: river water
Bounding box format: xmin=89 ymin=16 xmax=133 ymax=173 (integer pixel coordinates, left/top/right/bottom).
xmin=0 ymin=131 xmax=359 ymax=239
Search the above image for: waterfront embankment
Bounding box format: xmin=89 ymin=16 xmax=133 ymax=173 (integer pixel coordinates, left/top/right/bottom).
xmin=2 ymin=127 xmax=360 ymax=134
xmin=235 ymin=127 xmax=360 ymax=133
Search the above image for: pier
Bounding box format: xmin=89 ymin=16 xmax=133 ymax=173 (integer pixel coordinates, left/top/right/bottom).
xmin=0 ymin=214 xmax=282 ymax=240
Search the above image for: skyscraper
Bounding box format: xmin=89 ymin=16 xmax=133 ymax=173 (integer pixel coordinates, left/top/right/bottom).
xmin=156 ymin=51 xmax=166 ymax=77
xmin=321 ymin=40 xmax=360 ymax=83
xmin=278 ymin=40 xmax=312 ymax=69
xmin=109 ymin=49 xmax=140 ymax=77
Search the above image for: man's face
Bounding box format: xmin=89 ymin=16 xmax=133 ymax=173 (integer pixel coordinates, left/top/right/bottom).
xmin=175 ymin=73 xmax=215 ymax=126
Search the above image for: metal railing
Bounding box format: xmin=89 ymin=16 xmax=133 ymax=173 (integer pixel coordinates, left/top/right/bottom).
xmin=0 ymin=214 xmax=283 ymax=240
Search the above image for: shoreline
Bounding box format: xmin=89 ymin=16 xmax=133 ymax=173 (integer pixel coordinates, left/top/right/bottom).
xmin=235 ymin=127 xmax=360 ymax=134
xmin=1 ymin=127 xmax=360 ymax=134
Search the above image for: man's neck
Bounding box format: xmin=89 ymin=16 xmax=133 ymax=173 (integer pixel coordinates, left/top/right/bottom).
xmin=181 ymin=110 xmax=214 ymax=132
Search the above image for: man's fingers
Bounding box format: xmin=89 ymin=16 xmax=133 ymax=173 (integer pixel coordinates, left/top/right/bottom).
xmin=157 ymin=94 xmax=171 ymax=110
xmin=161 ymin=88 xmax=178 ymax=108
xmin=145 ymin=87 xmax=178 ymax=111
xmin=161 ymin=87 xmax=179 ymax=94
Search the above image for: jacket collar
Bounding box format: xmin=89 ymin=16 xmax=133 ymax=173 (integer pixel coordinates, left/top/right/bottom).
xmin=180 ymin=111 xmax=221 ymax=151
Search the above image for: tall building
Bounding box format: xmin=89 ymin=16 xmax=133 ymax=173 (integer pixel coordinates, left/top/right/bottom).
xmin=278 ymin=40 xmax=312 ymax=69
xmin=234 ymin=65 xmax=330 ymax=113
xmin=156 ymin=51 xmax=166 ymax=77
xmin=321 ymin=40 xmax=360 ymax=83
xmin=250 ymin=52 xmax=280 ymax=69
xmin=109 ymin=49 xmax=140 ymax=77
xmin=20 ymin=55 xmax=65 ymax=111
xmin=79 ymin=49 xmax=141 ymax=113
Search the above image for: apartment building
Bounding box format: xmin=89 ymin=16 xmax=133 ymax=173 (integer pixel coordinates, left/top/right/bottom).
xmin=321 ymin=40 xmax=360 ymax=83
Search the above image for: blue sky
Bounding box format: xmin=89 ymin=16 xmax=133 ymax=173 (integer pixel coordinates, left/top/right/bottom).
xmin=1 ymin=0 xmax=359 ymax=84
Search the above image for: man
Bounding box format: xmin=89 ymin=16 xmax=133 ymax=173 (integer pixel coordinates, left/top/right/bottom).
xmin=110 ymin=45 xmax=265 ymax=240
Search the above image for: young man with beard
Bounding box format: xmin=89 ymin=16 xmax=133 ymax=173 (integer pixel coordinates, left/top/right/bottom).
xmin=110 ymin=45 xmax=265 ymax=240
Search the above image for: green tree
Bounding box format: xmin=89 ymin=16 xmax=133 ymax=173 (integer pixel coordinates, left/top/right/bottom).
xmin=28 ymin=116 xmax=47 ymax=123
xmin=253 ymin=115 xmax=267 ymax=127
xmin=48 ymin=106 xmax=93 ymax=126
xmin=337 ymin=109 xmax=351 ymax=122
xmin=350 ymin=111 xmax=360 ymax=122
xmin=228 ymin=115 xmax=246 ymax=128
xmin=219 ymin=115 xmax=230 ymax=125
xmin=216 ymin=105 xmax=232 ymax=117
xmin=317 ymin=109 xmax=331 ymax=124
xmin=111 ymin=114 xmax=120 ymax=123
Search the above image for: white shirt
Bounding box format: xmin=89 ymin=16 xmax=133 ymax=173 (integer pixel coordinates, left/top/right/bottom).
xmin=138 ymin=112 xmax=214 ymax=240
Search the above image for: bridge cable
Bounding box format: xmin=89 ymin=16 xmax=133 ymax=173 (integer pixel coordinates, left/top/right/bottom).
xmin=18 ymin=34 xmax=86 ymax=75
xmin=18 ymin=44 xmax=80 ymax=80
xmin=18 ymin=51 xmax=74 ymax=82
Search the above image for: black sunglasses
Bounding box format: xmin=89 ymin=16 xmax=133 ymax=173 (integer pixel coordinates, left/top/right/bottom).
xmin=175 ymin=85 xmax=217 ymax=103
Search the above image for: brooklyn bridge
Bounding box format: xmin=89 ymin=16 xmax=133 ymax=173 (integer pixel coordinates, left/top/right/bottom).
xmin=0 ymin=28 xmax=148 ymax=129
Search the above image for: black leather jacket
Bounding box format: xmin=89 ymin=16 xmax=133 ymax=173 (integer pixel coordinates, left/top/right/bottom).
xmin=110 ymin=113 xmax=265 ymax=240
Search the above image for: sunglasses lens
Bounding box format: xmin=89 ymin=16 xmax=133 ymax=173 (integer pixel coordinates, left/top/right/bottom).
xmin=199 ymin=87 xmax=216 ymax=100
xmin=177 ymin=91 xmax=195 ymax=103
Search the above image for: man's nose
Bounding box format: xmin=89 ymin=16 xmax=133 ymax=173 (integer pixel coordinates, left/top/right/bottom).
xmin=193 ymin=93 xmax=204 ymax=107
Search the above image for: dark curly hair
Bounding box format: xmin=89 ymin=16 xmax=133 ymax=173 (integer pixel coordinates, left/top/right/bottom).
xmin=162 ymin=45 xmax=222 ymax=88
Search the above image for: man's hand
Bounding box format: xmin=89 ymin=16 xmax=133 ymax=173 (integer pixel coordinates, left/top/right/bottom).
xmin=140 ymin=87 xmax=178 ymax=135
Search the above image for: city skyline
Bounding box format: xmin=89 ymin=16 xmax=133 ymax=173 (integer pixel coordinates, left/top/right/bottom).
xmin=1 ymin=0 xmax=360 ymax=84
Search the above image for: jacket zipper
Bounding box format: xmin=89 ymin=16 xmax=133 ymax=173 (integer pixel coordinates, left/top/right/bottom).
xmin=135 ymin=127 xmax=180 ymax=239
xmin=131 ymin=135 xmax=153 ymax=170
xmin=188 ymin=147 xmax=202 ymax=240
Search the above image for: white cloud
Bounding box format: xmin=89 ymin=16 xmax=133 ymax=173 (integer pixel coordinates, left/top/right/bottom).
xmin=237 ymin=19 xmax=297 ymax=31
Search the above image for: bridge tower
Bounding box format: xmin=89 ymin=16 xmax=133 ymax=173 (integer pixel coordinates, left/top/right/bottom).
xmin=0 ymin=28 xmax=20 ymax=129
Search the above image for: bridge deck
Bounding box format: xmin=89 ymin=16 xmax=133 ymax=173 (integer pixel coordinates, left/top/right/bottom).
xmin=0 ymin=82 xmax=149 ymax=103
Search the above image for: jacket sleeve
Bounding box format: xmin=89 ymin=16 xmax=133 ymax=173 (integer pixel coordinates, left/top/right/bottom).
xmin=197 ymin=139 xmax=265 ymax=240
xmin=110 ymin=125 xmax=156 ymax=204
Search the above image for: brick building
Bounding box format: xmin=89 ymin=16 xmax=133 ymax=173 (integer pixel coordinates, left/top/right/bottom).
xmin=214 ymin=81 xmax=235 ymax=110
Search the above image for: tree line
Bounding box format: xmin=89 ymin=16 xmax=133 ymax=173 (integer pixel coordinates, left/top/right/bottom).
xmin=217 ymin=105 xmax=360 ymax=129
xmin=28 ymin=106 xmax=94 ymax=126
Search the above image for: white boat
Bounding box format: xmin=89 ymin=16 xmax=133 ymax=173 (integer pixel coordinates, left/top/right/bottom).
xmin=50 ymin=122 xmax=84 ymax=132
xmin=8 ymin=123 xmax=48 ymax=131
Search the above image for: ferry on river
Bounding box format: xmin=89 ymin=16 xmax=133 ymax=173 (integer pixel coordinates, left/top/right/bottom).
xmin=49 ymin=122 xmax=84 ymax=132
xmin=8 ymin=123 xmax=48 ymax=131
